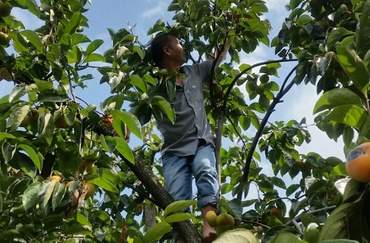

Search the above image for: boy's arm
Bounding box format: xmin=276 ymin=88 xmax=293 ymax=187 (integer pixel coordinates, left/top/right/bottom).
xmin=198 ymin=38 xmax=231 ymax=82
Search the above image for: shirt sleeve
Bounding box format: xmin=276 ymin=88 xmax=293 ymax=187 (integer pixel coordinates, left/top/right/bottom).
xmin=195 ymin=60 xmax=214 ymax=83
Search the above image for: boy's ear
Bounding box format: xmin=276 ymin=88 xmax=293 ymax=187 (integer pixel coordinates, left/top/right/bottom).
xmin=163 ymin=46 xmax=171 ymax=56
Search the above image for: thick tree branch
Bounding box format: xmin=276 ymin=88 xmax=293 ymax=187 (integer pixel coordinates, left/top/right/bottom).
xmin=90 ymin=113 xmax=202 ymax=242
xmin=120 ymin=156 xmax=202 ymax=242
xmin=239 ymin=65 xmax=298 ymax=197
xmin=215 ymin=114 xmax=224 ymax=186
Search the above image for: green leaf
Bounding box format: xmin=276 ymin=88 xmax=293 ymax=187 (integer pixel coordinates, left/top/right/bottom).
xmin=133 ymin=46 xmax=145 ymax=60
xmin=270 ymin=177 xmax=286 ymax=189
xmin=14 ymin=0 xmax=41 ymax=17
xmin=11 ymin=32 xmax=28 ymax=53
xmin=22 ymin=182 xmax=41 ymax=211
xmin=151 ymin=95 xmax=175 ymax=124
xmin=286 ymin=184 xmax=300 ymax=196
xmin=143 ymin=221 xmax=172 ymax=243
xmin=9 ymin=85 xmax=26 ymax=102
xmin=0 ymin=132 xmax=16 ymax=140
xmin=42 ymin=180 xmax=57 ymax=208
xmin=297 ymin=14 xmax=313 ymax=26
xmin=164 ymin=200 xmax=195 ymax=216
xmin=20 ymin=30 xmax=43 ymax=52
xmin=319 ymin=203 xmax=352 ymax=240
xmin=71 ymin=33 xmax=90 ymax=45
xmin=270 ymin=232 xmax=303 ymax=243
xmin=356 ymin=0 xmax=370 ymax=58
xmin=130 ymin=75 xmax=147 ymax=93
xmin=84 ymin=53 xmax=105 ymax=63
xmin=51 ymin=182 xmax=65 ymax=211
xmin=76 ymin=212 xmax=92 ymax=230
xmin=320 ymin=240 xmax=359 ymax=243
xmin=313 ymin=88 xmax=362 ymax=114
xmin=239 ymin=64 xmax=251 ymax=72
xmin=64 ymin=13 xmax=82 ymax=34
xmin=115 ymin=137 xmax=135 ymax=163
xmin=326 ymin=104 xmax=367 ymax=129
xmin=336 ymin=38 xmax=369 ymax=92
xmin=327 ymin=27 xmax=354 ymax=51
xmin=86 ymin=39 xmax=104 ymax=56
xmin=8 ymin=105 xmax=30 ymax=130
xmin=89 ymin=177 xmax=117 ymax=193
xmin=38 ymin=95 xmax=69 ymax=103
xmin=19 ymin=144 xmax=43 ymax=171
xmin=67 ymin=46 xmax=82 ymax=64
xmin=88 ymin=168 xmax=119 ymax=193
xmin=164 ymin=212 xmax=193 ymax=223
xmin=111 ymin=110 xmax=142 ymax=139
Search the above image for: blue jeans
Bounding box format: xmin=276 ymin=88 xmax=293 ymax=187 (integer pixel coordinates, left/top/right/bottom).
xmin=161 ymin=144 xmax=219 ymax=209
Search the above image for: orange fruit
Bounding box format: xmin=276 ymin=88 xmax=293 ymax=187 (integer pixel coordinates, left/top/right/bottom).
xmin=270 ymin=207 xmax=282 ymax=218
xmin=346 ymin=142 xmax=370 ymax=182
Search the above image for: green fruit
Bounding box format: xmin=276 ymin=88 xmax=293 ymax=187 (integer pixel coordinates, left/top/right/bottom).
xmin=304 ymin=223 xmax=320 ymax=243
xmin=205 ymin=210 xmax=217 ymax=227
xmin=0 ymin=3 xmax=12 ymax=17
xmin=216 ymin=213 xmax=235 ymax=226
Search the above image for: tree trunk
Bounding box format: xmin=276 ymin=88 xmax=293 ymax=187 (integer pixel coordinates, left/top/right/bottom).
xmin=123 ymin=158 xmax=203 ymax=243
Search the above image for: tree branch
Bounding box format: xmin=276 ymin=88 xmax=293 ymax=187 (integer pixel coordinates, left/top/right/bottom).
xmin=226 ymin=115 xmax=247 ymax=148
xmin=73 ymin=99 xmax=203 ymax=243
xmin=238 ymin=65 xmax=298 ymax=197
xmin=283 ymin=205 xmax=336 ymax=228
xmin=221 ymin=58 xmax=298 ymax=114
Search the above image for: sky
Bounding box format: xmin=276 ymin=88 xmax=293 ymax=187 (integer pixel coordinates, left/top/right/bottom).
xmin=1 ymin=0 xmax=345 ymax=201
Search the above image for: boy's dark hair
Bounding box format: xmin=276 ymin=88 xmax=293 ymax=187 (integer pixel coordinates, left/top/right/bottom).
xmin=149 ymin=32 xmax=177 ymax=67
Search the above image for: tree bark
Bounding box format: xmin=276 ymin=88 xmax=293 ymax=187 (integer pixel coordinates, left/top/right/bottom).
xmin=122 ymin=157 xmax=203 ymax=243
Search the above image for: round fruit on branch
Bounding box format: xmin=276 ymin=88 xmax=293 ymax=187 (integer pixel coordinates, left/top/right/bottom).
xmin=205 ymin=210 xmax=218 ymax=227
xmin=216 ymin=213 xmax=235 ymax=226
xmin=346 ymin=142 xmax=370 ymax=183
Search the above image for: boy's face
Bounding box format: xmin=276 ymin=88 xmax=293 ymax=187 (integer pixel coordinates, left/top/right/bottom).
xmin=163 ymin=36 xmax=186 ymax=65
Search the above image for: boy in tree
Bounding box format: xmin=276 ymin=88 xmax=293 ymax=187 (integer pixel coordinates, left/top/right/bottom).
xmin=149 ymin=32 xmax=229 ymax=242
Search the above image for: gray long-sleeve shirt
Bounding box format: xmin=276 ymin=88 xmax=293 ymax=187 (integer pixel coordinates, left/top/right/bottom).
xmin=156 ymin=60 xmax=214 ymax=157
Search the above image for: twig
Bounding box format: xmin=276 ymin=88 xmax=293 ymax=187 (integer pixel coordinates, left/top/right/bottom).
xmin=292 ymin=219 xmax=303 ymax=235
xmin=221 ymin=58 xmax=298 ymax=114
xmin=283 ymin=205 xmax=336 ymax=227
xmin=189 ymin=53 xmax=197 ymax=64
xmin=226 ymin=115 xmax=247 ymax=148
xmin=241 ymin=220 xmax=272 ymax=230
xmin=239 ymin=65 xmax=298 ymax=196
xmin=67 ymin=69 xmax=76 ymax=102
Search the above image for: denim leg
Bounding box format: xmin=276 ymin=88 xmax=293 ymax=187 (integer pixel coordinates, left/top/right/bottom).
xmin=191 ymin=144 xmax=219 ymax=209
xmin=162 ymin=153 xmax=193 ymax=201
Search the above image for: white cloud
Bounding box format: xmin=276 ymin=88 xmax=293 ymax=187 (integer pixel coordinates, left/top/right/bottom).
xmin=141 ymin=1 xmax=168 ymax=19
